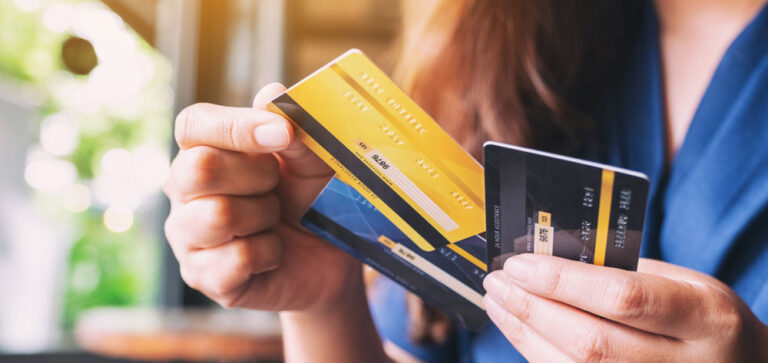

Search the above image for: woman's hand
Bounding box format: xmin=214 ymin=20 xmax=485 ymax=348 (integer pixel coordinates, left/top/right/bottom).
xmin=483 ymin=254 xmax=768 ymax=362
xmin=163 ymin=83 xmax=361 ymax=313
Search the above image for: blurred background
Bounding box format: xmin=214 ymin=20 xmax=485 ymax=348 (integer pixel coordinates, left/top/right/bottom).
xmin=0 ymin=0 xmax=401 ymax=361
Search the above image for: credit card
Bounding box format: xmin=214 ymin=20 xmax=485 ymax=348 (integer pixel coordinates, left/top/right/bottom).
xmin=484 ymin=142 xmax=650 ymax=271
xmin=303 ymin=177 xmax=490 ymax=330
xmin=269 ymin=49 xmax=484 ymax=252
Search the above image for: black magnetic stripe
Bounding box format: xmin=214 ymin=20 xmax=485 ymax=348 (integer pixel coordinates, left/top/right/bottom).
xmin=303 ymin=208 xmax=489 ymax=331
xmin=273 ymin=93 xmax=450 ymax=248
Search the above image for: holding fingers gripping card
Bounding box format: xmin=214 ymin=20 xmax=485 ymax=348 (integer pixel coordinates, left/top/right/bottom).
xmin=268 ymin=49 xmax=484 ymax=253
xmin=484 ymin=142 xmax=650 ymax=272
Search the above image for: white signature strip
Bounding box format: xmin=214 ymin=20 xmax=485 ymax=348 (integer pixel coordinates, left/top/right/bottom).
xmin=390 ymin=242 xmax=484 ymax=309
xmin=365 ymin=149 xmax=459 ymax=232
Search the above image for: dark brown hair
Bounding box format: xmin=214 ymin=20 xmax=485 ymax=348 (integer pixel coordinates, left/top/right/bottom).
xmin=397 ymin=0 xmax=636 ymax=157
xmin=394 ymin=0 xmax=639 ymax=343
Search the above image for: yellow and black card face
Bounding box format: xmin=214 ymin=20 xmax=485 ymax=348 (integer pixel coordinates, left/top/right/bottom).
xmin=484 ymin=142 xmax=650 ymax=271
xmin=269 ymin=49 xmax=484 ymax=252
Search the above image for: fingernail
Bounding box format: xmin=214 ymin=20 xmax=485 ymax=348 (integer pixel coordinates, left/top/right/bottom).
xmin=504 ymin=254 xmax=536 ymax=283
xmin=255 ymin=123 xmax=290 ymax=148
xmin=483 ymin=272 xmax=510 ymax=298
xmin=483 ymin=295 xmax=504 ymax=321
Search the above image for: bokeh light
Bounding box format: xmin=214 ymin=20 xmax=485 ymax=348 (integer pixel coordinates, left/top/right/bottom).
xmin=63 ymin=184 xmax=92 ymax=213
xmin=13 ymin=0 xmax=41 ymax=12
xmin=100 ymin=148 xmax=131 ymax=179
xmin=103 ymin=205 xmax=134 ymax=233
xmin=42 ymin=3 xmax=72 ymax=34
xmin=24 ymin=157 xmax=77 ymax=193
xmin=39 ymin=113 xmax=78 ymax=156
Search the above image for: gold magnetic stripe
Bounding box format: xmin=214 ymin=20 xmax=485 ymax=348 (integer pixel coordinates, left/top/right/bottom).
xmin=593 ymin=169 xmax=615 ymax=266
xmin=381 ymin=235 xmax=486 ymax=271
xmin=328 ymin=63 xmax=484 ymax=210
xmin=377 ymin=235 xmax=397 ymax=249
xmin=447 ymin=244 xmax=487 ymax=271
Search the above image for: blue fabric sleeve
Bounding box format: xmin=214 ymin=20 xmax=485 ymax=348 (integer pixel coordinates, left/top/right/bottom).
xmin=369 ymin=276 xmax=460 ymax=363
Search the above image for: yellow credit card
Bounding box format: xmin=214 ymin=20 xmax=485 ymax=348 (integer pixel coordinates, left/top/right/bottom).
xmin=269 ymin=49 xmax=484 ymax=251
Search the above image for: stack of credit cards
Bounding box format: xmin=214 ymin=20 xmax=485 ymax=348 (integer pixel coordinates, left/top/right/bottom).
xmin=269 ymin=49 xmax=650 ymax=330
xmin=269 ymin=49 xmax=485 ymax=253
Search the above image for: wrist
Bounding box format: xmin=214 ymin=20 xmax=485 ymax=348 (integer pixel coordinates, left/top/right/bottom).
xmin=281 ymin=263 xmax=367 ymax=321
xmin=279 ymin=267 xmax=388 ymax=363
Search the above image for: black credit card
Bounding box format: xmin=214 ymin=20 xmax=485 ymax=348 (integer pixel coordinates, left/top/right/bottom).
xmin=484 ymin=142 xmax=650 ymax=271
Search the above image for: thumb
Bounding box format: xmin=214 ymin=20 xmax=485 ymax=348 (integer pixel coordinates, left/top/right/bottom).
xmin=254 ymin=83 xmax=334 ymax=223
xmin=253 ymin=82 xmax=333 ymax=180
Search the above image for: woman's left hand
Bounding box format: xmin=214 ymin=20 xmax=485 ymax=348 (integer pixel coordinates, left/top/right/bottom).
xmin=483 ymin=254 xmax=768 ymax=362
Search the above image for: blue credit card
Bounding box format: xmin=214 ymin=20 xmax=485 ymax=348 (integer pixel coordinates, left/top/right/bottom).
xmin=302 ymin=177 xmax=490 ymax=330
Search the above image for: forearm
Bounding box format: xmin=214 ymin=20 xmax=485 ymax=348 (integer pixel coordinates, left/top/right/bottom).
xmin=280 ymin=271 xmax=390 ymax=363
xmin=757 ymin=320 xmax=768 ymax=362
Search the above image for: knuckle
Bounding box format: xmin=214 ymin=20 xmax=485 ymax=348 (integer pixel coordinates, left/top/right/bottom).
xmin=514 ymin=289 xmax=535 ymax=323
xmin=222 ymin=116 xmax=241 ymax=150
xmin=541 ymin=263 xmax=565 ymax=295
xmin=163 ymin=216 xmax=176 ymax=243
xmin=254 ymin=154 xmax=280 ymax=191
xmin=218 ymin=297 xmax=235 ymax=309
xmin=262 ymin=193 xmax=282 ymax=225
xmin=179 ymin=267 xmax=202 ymax=291
xmin=174 ymin=108 xmax=190 ymax=146
xmin=218 ymin=294 xmax=241 ymax=309
xmin=607 ymin=275 xmax=648 ymax=320
xmin=165 ymin=155 xmax=186 ymax=199
xmin=254 ymin=233 xmax=283 ymax=272
xmin=573 ymin=329 xmax=608 ymax=363
xmin=163 ymin=212 xmax=187 ymax=251
xmin=162 ymin=178 xmax=173 ymax=198
xmin=215 ymin=279 xmax=251 ymax=309
xmin=502 ymin=316 xmax=527 ymax=345
xmin=230 ymin=240 xmax=254 ymax=274
xmin=709 ymin=288 xmax=743 ymax=337
xmin=184 ymin=147 xmax=220 ymax=191
xmin=205 ymin=196 xmax=239 ymax=231
xmin=175 ymin=103 xmax=206 ymax=146
xmin=209 ymin=280 xmax=231 ymax=297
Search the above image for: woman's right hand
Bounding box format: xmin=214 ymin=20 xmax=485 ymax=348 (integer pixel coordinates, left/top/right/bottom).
xmin=163 ymin=83 xmax=361 ymax=313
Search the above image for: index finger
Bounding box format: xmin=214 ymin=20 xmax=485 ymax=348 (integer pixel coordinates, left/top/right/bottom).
xmin=175 ymin=103 xmax=293 ymax=153
xmin=502 ymin=254 xmax=729 ymax=340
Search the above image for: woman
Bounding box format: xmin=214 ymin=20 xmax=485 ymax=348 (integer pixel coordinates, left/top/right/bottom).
xmin=163 ymin=0 xmax=768 ymax=361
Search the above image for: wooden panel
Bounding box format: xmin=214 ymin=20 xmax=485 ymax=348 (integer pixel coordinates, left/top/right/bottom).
xmin=101 ymin=0 xmax=158 ymax=45
xmin=285 ymin=0 xmax=402 ymax=84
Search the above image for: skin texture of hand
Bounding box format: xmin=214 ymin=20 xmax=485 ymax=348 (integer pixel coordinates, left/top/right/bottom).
xmin=483 ymin=254 xmax=768 ymax=362
xmin=164 ymin=83 xmax=392 ymax=363
xmin=164 ymin=83 xmax=361 ymax=313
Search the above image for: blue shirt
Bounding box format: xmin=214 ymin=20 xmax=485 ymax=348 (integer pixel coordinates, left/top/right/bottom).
xmin=371 ymin=2 xmax=768 ymax=362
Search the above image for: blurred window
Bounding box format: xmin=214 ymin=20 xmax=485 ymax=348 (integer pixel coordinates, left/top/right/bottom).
xmin=0 ymin=0 xmax=172 ymax=352
xmin=0 ymin=0 xmax=403 ymax=359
